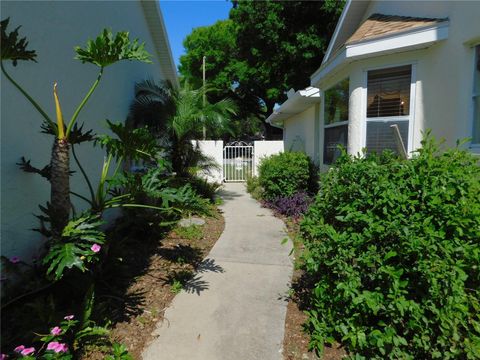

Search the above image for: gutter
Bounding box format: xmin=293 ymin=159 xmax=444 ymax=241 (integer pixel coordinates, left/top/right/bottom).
xmin=140 ymin=0 xmax=179 ymax=88
xmin=265 ymin=87 xmax=321 ymax=127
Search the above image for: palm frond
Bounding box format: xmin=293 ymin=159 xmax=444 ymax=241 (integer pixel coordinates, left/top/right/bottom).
xmin=129 ymin=79 xmax=175 ymax=131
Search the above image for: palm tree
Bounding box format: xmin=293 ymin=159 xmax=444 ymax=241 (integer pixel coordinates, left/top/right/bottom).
xmin=129 ymin=80 xmax=237 ymax=176
xmin=1 ymin=20 xmax=152 ymax=235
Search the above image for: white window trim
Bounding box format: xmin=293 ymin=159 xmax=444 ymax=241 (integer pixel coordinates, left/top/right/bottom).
xmin=471 ymin=44 xmax=480 ymax=148
xmin=324 ymin=120 xmax=349 ymax=129
xmin=361 ymin=63 xmax=417 ymax=156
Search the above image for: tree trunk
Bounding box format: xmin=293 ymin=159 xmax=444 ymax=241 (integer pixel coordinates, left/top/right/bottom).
xmin=171 ymin=137 xmax=184 ymax=177
xmin=50 ymin=138 xmax=71 ymax=236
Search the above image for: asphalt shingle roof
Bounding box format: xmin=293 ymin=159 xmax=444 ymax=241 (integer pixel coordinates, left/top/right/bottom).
xmin=346 ymin=13 xmax=447 ymax=45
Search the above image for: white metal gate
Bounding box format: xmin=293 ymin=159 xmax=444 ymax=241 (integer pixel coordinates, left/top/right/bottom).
xmin=223 ymin=141 xmax=254 ymax=182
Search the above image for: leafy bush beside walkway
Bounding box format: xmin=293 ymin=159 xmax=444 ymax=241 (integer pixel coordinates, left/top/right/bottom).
xmin=300 ymin=136 xmax=480 ymax=359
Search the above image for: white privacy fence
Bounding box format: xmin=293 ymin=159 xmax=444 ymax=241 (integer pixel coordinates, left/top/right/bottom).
xmin=193 ymin=140 xmax=284 ymax=183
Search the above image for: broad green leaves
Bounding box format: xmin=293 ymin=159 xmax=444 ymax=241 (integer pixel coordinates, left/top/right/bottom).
xmin=75 ymin=29 xmax=151 ymax=67
xmin=43 ymin=213 xmax=105 ymax=280
xmin=0 ymin=18 xmax=37 ymax=65
xmin=301 ymin=134 xmax=480 ymax=358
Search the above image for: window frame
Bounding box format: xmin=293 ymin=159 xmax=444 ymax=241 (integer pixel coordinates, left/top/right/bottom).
xmin=361 ymin=63 xmax=416 ymax=155
xmin=471 ymin=44 xmax=480 ymax=148
xmin=323 ymin=78 xmax=350 ymax=165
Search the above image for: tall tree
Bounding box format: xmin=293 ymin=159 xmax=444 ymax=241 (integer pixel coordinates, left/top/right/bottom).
xmin=179 ymin=20 xmax=264 ymax=140
xmin=179 ymin=1 xmax=344 ymax=139
xmin=230 ymin=0 xmax=344 ymax=131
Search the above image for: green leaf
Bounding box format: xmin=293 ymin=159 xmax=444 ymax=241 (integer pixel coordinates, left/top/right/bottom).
xmin=75 ymin=325 xmax=109 ymax=340
xmin=1 ymin=18 xmax=37 ymax=65
xmin=43 ymin=242 xmax=87 ymax=280
xmin=384 ymin=250 xmax=397 ymax=261
xmin=75 ymin=29 xmax=151 ymax=67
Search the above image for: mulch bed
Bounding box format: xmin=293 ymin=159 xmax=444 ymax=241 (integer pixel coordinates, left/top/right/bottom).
xmin=81 ymin=207 xmax=225 ymax=360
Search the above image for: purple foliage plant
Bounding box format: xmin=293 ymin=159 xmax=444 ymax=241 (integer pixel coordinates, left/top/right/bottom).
xmin=262 ymin=191 xmax=313 ymax=219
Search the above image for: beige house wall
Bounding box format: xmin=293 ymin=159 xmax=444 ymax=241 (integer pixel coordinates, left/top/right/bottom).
xmin=1 ymin=1 xmax=175 ymax=260
xmin=283 ymin=106 xmax=317 ymax=160
xmin=314 ymin=0 xmax=480 ymax=170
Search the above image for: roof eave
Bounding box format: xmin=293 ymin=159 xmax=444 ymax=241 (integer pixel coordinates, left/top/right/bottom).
xmin=266 ymin=88 xmax=321 ymax=125
xmin=311 ymin=22 xmax=449 ymax=86
xmin=140 ymin=0 xmax=179 ymax=88
xmin=321 ymin=0 xmax=372 ymax=66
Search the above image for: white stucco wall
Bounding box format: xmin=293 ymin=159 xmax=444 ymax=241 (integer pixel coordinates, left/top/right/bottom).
xmin=315 ymin=1 xmax=480 ymax=169
xmin=1 ymin=1 xmax=172 ymax=260
xmin=253 ymin=141 xmax=284 ymax=176
xmin=283 ymin=106 xmax=318 ymax=161
xmin=193 ymin=140 xmax=224 ymax=183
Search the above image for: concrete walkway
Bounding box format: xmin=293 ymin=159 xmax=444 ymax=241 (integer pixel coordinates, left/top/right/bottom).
xmin=142 ymin=183 xmax=293 ymax=360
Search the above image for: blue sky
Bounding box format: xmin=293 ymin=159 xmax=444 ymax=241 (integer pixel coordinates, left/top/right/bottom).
xmin=160 ymin=1 xmax=233 ymax=71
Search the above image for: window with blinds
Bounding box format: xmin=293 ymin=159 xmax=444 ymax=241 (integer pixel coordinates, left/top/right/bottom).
xmin=324 ymin=78 xmax=349 ymax=164
xmin=365 ymin=65 xmax=412 ymax=155
xmin=367 ymin=65 xmax=411 ymax=118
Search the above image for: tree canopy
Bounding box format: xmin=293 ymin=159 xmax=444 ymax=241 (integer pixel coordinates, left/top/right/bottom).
xmin=179 ymin=0 xmax=345 ymax=139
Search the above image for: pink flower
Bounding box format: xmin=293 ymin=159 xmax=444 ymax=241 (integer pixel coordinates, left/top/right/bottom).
xmin=47 ymin=342 xmax=59 ymax=351
xmin=14 ymin=345 xmax=25 ymax=353
xmin=50 ymin=326 xmax=62 ymax=336
xmin=20 ymin=347 xmax=35 ymax=356
xmin=91 ymin=244 xmax=101 ymax=253
xmin=46 ymin=342 xmax=68 ymax=353
xmin=57 ymin=343 xmax=68 ymax=353
xmin=1 ymin=353 xmax=7 ymax=359
xmin=64 ymin=315 xmax=74 ymax=320
xmin=9 ymin=256 xmax=20 ymax=264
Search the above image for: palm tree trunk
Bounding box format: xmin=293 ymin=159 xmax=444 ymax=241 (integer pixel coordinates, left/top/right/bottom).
xmin=50 ymin=138 xmax=71 ymax=235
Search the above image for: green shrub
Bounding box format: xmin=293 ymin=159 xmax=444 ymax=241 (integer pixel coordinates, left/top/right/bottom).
xmin=300 ymin=135 xmax=480 ymax=359
xmin=246 ymin=176 xmax=263 ymax=200
xmin=258 ymin=152 xmax=317 ymax=200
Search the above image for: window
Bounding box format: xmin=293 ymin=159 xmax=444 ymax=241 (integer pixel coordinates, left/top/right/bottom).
xmin=473 ymin=45 xmax=480 ymax=144
xmin=365 ymin=65 xmax=412 ymax=154
xmin=324 ymin=78 xmax=349 ymax=164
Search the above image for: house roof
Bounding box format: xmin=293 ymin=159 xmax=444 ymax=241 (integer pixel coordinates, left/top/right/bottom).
xmin=311 ymin=5 xmax=449 ymax=86
xmin=346 ymin=13 xmax=447 ymax=45
xmin=266 ymin=87 xmax=320 ymax=127
xmin=140 ymin=0 xmax=179 ymax=87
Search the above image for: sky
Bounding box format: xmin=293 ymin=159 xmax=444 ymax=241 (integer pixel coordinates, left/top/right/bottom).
xmin=160 ymin=1 xmax=233 ymax=71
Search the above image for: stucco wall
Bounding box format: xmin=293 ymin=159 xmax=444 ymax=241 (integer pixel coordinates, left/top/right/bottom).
xmin=253 ymin=141 xmax=284 ymax=176
xmin=1 ymin=1 xmax=171 ymax=260
xmin=193 ymin=140 xmax=224 ymax=183
xmin=315 ymin=0 xmax=480 ymax=168
xmin=283 ymin=106 xmax=317 ymax=161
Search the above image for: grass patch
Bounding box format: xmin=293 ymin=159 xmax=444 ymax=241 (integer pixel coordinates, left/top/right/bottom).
xmin=174 ymin=224 xmax=203 ymax=241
